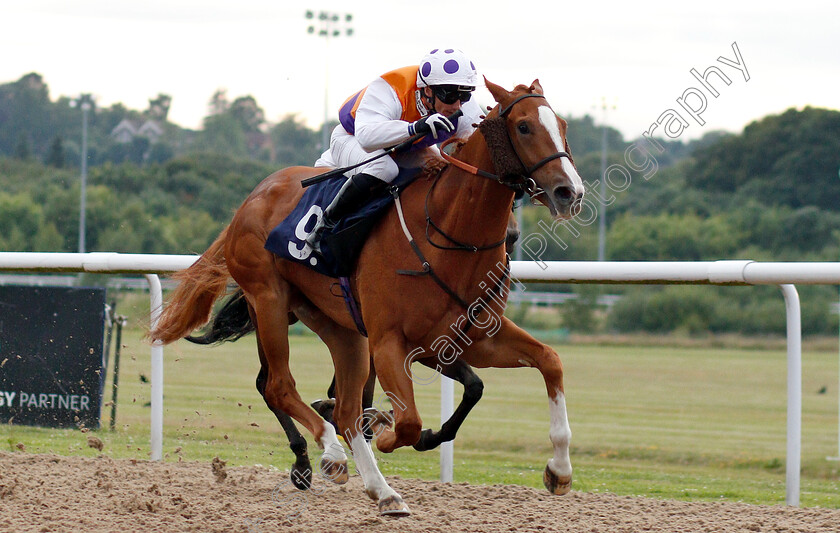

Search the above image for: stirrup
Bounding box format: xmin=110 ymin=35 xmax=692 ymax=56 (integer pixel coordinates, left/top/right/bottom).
xmin=305 ymin=214 xmax=338 ymax=253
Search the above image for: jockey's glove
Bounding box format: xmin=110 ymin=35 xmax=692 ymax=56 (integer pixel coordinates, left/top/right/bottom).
xmin=408 ymin=113 xmax=454 ymax=139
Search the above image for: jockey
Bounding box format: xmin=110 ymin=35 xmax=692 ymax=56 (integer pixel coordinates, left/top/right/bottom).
xmin=306 ymin=48 xmax=485 ymax=252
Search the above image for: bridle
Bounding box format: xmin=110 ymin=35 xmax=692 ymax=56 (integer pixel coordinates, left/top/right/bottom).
xmin=439 ymin=93 xmax=574 ymax=197
xmin=393 ymin=91 xmax=574 ymax=310
xmin=428 ymin=93 xmax=574 ymax=252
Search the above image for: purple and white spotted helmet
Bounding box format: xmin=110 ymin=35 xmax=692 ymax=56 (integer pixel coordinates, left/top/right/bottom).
xmin=416 ymin=48 xmax=478 ymax=88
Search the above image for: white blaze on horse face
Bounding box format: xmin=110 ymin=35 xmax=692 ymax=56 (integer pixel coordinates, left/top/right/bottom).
xmin=547 ymin=391 xmax=573 ymax=480
xmin=349 ymin=432 xmax=400 ymax=501
xmin=537 ymin=106 xmax=584 ymax=196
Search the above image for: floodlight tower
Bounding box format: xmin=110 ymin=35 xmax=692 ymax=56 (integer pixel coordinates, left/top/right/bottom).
xmin=73 ymin=94 xmax=94 ymax=253
xmin=305 ymin=10 xmax=354 ymax=152
xmin=597 ymin=97 xmax=616 ymax=261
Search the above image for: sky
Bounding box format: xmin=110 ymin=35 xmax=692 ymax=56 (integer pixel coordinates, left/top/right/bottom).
xmin=2 ymin=1 xmax=839 ymax=142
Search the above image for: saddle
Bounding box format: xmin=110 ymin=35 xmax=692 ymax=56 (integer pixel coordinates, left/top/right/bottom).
xmin=264 ymin=168 xmax=422 ymax=279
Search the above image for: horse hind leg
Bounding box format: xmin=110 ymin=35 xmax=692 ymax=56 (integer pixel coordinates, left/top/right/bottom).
xmin=292 ymin=300 xmax=388 ymax=487
xmin=184 ymin=287 xmax=300 ymax=346
xmin=205 ymin=290 xmax=350 ymax=486
xmin=245 ymin=282 xmax=349 ymax=488
xmin=255 ymin=364 xmax=312 ymax=490
xmin=190 ymin=288 xmax=323 ymax=490
xmin=296 ymin=304 xmax=409 ymax=515
xmin=313 ymin=358 xmax=378 ymax=441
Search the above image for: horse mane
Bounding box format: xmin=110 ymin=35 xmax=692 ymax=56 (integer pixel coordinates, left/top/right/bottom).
xmin=477 ymin=115 xmax=526 ymax=180
xmin=437 ymin=100 xmax=527 ymax=184
xmin=420 ymin=154 xmax=449 ymax=178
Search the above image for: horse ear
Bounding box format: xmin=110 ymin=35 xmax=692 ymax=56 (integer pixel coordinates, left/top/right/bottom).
xmin=484 ymin=76 xmax=511 ymax=104
xmin=530 ymin=79 xmax=544 ymax=95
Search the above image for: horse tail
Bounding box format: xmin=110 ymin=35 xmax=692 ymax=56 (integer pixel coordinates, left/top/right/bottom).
xmin=184 ymin=288 xmax=255 ymax=345
xmin=184 ymin=287 xmax=302 ymax=345
xmin=150 ymin=226 xmax=232 ymax=345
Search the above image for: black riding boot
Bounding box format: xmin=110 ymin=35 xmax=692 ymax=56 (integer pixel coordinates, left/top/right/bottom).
xmin=306 ymin=173 xmax=386 ymax=252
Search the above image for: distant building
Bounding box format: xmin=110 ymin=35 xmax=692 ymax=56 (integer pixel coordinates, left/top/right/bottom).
xmin=111 ymin=119 xmax=164 ymax=144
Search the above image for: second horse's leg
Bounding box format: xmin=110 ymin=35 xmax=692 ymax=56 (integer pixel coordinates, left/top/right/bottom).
xmin=244 ymin=282 xmax=348 ymax=488
xmin=255 ymin=362 xmax=312 ymax=489
xmin=412 ymin=357 xmax=483 ymax=452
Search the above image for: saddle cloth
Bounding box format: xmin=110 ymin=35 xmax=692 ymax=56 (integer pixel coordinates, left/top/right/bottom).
xmin=264 ymin=168 xmax=421 ymax=278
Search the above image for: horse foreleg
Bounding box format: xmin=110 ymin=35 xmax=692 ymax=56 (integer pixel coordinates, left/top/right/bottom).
xmin=463 ymin=316 xmax=572 ymax=495
xmin=413 ymin=357 xmax=483 ymax=452
xmin=370 ymin=337 xmax=422 ymax=454
xmin=335 ymin=333 xmax=414 ymax=516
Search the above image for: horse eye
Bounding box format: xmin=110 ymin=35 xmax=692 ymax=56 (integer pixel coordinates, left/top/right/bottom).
xmin=517 ymin=123 xmax=530 ymax=134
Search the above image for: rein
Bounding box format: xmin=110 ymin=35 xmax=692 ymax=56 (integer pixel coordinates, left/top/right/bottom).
xmin=394 ymin=92 xmax=558 ymax=309
xmin=424 ymin=176 xmax=508 ymax=252
xmin=428 ymin=92 xmax=573 ymax=252
xmin=439 ymin=93 xmax=572 ymax=195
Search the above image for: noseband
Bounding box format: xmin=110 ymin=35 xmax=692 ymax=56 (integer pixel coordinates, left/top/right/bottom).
xmin=396 ymin=92 xmax=570 ymax=308
xmin=440 ymin=93 xmax=573 ymax=196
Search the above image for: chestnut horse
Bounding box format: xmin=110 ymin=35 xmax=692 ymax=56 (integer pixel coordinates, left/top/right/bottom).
xmin=151 ymin=78 xmax=583 ymax=516
xmin=185 ymin=285 xmax=489 ymax=491
xmin=184 ymin=213 xmax=521 ymax=489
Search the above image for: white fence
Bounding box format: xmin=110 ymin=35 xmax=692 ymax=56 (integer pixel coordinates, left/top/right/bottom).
xmin=1 ymin=252 xmax=839 ymax=507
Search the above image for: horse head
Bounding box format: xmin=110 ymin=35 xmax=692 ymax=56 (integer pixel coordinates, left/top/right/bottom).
xmin=485 ymin=78 xmax=585 ymax=219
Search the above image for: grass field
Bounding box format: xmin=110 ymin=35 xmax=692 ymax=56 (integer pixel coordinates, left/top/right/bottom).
xmin=3 ymin=328 xmax=839 ymax=508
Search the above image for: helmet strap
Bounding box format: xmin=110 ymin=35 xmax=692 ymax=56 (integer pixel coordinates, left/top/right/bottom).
xmin=423 ymin=87 xmax=438 ymax=114
xmin=416 ymin=87 xmax=436 ymax=116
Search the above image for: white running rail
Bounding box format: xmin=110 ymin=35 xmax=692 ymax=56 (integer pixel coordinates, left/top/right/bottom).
xmin=2 ymin=252 xmax=840 ymax=507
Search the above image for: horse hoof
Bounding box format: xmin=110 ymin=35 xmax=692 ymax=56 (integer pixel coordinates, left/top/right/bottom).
xmin=378 ymin=495 xmax=411 ymax=517
xmin=543 ymin=465 xmax=572 ymax=495
xmin=364 ymin=407 xmax=394 ymax=437
xmin=320 ymin=457 xmax=349 ymax=485
xmin=290 ymin=464 xmax=312 ymax=490
xmin=412 ymin=428 xmax=437 ymax=452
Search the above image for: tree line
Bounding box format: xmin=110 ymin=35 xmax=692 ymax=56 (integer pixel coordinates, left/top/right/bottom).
xmin=1 ymin=72 xmax=838 ymax=334
xmin=0 ymin=73 xmax=326 ymax=168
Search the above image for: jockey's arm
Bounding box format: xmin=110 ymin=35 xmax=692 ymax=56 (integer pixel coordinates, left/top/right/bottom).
xmin=354 ymin=78 xmax=414 ymax=152
xmin=354 ymin=77 xmax=486 ymax=153
xmin=453 ymin=97 xmax=484 ymax=139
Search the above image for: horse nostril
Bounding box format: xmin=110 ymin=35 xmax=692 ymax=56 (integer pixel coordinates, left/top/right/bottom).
xmin=571 ymin=196 xmax=583 ymax=217
xmin=553 ymin=186 xmax=575 ymax=205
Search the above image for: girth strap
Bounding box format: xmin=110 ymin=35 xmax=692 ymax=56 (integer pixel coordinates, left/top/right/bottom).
xmin=338 ymin=276 xmax=368 ymax=337
xmin=391 ymin=189 xmax=514 ymax=314
xmin=392 ymin=190 xmax=471 ymax=309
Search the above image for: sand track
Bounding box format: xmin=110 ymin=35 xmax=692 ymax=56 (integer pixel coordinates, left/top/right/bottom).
xmin=1 ymin=452 xmax=837 ymax=532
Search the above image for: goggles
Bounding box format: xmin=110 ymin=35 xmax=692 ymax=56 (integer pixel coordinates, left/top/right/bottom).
xmin=431 ymin=85 xmax=474 ymax=105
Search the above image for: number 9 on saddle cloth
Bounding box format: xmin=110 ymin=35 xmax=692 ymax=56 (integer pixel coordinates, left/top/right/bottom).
xmin=264 ymin=168 xmax=422 ymax=278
